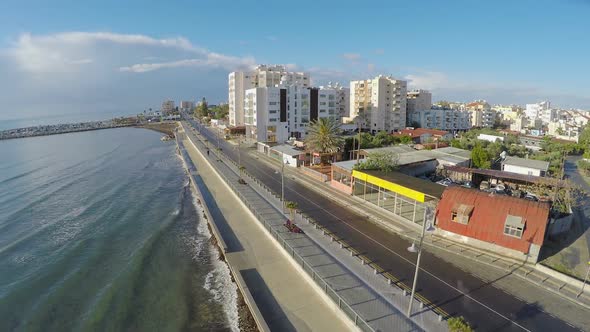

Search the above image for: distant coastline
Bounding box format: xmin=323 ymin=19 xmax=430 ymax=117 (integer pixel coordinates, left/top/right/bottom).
xmin=0 ymin=118 xmax=179 ymax=141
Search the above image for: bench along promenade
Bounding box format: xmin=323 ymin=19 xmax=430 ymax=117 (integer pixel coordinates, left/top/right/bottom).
xmin=180 ymin=119 xmax=449 ymax=332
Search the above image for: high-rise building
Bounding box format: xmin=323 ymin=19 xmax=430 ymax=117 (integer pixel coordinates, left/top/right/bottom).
xmin=350 ymin=75 xmax=407 ymax=133
xmin=244 ymin=82 xmax=348 ymax=143
xmin=318 ymin=83 xmax=350 ymax=123
xmin=161 ymin=100 xmax=175 ymax=115
xmin=180 ymin=101 xmax=194 ymax=111
xmin=465 ymin=100 xmax=495 ymax=128
xmin=229 ymin=65 xmax=310 ymax=127
xmin=524 ymin=101 xmax=550 ymax=119
xmin=406 ymin=89 xmax=432 ymax=113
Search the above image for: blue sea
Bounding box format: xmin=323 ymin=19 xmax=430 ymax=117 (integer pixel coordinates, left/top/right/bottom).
xmin=0 ymin=128 xmax=238 ymax=331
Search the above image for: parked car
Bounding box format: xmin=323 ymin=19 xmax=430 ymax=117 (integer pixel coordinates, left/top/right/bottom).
xmin=462 ymin=181 xmax=474 ymax=188
xmin=524 ymin=193 xmax=539 ymax=201
xmin=436 ymin=178 xmax=453 ymax=186
xmin=479 ymin=181 xmax=490 ymax=191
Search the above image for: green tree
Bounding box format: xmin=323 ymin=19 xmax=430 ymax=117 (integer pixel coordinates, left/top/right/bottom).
xmin=399 ymin=135 xmax=413 ymax=144
xmin=448 ymin=316 xmax=473 ymax=332
xmin=472 ymin=144 xmax=491 ymax=169
xmin=285 ymin=201 xmax=298 ymax=219
xmin=305 ymin=117 xmax=344 ymax=158
xmin=579 ymin=123 xmax=590 ymax=146
xmin=211 ymin=104 xmax=229 ymax=120
xmin=353 ymin=151 xmax=399 ymax=173
xmin=195 ymin=97 xmax=209 ymax=118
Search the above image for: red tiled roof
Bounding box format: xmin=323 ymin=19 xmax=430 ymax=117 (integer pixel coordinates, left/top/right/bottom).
xmin=393 ymin=128 xmax=450 ymax=137
xmin=435 ymin=186 xmax=550 ymax=253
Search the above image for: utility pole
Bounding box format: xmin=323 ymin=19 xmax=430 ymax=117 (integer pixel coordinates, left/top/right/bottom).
xmin=407 ymin=206 xmax=434 ymax=317
xmin=356 ymin=119 xmax=362 ymax=165
xmin=281 ymin=159 xmax=285 ymax=207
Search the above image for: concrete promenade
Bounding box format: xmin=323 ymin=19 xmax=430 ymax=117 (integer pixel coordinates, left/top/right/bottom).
xmin=178 ymin=129 xmax=355 ymax=332
xmin=181 ymin=120 xmax=450 ymax=332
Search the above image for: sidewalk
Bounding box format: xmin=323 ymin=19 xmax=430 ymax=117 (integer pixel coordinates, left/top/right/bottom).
xmin=181 ymin=122 xmax=448 ymax=332
xmin=178 ymin=132 xmax=354 ymax=332
xmin=252 ymin=150 xmax=590 ymax=313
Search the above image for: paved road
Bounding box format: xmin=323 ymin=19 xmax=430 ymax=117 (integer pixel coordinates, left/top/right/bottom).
xmin=184 ymin=116 xmax=582 ymax=332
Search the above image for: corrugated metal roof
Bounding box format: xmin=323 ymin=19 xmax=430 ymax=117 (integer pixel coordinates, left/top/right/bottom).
xmin=434 ymin=147 xmax=472 ymax=159
xmin=443 ymin=165 xmax=564 ymax=187
xmin=270 ymin=144 xmax=305 ymax=156
xmin=361 ymin=145 xmax=415 ymax=155
xmin=331 ymin=159 xmax=358 ymax=172
xmin=436 ymin=187 xmax=550 ymax=253
xmin=502 ymin=156 xmax=549 ymax=171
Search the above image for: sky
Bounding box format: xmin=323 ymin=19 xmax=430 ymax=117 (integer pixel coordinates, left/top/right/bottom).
xmin=0 ymin=0 xmax=589 ymax=121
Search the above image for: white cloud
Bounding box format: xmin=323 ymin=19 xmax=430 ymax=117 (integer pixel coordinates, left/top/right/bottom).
xmin=7 ymin=31 xmax=255 ymax=74
xmin=265 ymin=36 xmax=278 ymax=42
xmin=404 ymin=71 xmax=449 ymax=90
xmin=120 ymin=53 xmax=256 ymax=73
xmin=342 ymin=53 xmax=361 ymax=61
xmin=0 ymin=31 xmax=258 ymax=120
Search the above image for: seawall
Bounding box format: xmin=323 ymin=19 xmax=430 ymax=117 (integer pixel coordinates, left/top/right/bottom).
xmin=174 ymin=133 xmax=269 ymax=332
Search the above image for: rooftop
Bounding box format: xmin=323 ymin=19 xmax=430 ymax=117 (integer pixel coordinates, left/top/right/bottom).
xmin=270 ymin=144 xmax=305 ymax=156
xmin=358 ymin=170 xmax=446 ymax=199
xmin=436 ymin=186 xmax=551 ymax=253
xmin=502 ymin=156 xmax=550 ymax=171
xmin=393 ymin=128 xmax=450 ymax=137
xmin=443 ymin=165 xmax=564 ymax=187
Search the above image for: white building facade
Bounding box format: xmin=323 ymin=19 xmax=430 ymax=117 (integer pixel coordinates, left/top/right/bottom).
xmin=180 ymin=101 xmax=194 ymax=112
xmin=161 ymin=100 xmax=175 ymax=114
xmin=350 ymin=75 xmax=407 ymax=133
xmin=406 ymin=90 xmax=432 ymax=113
xmin=524 ymin=101 xmax=551 ymax=120
xmin=408 ymin=108 xmax=471 ymax=131
xmin=229 ymin=65 xmax=310 ymax=127
xmin=244 ymin=83 xmax=347 ymax=143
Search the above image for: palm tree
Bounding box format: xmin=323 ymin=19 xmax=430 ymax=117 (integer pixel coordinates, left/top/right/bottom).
xmin=285 ymin=201 xmax=298 ymax=220
xmin=305 ymin=117 xmax=344 ymax=164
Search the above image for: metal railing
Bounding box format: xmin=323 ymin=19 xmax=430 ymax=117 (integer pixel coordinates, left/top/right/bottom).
xmin=182 ymin=122 xmax=376 ymax=331
xmin=183 ymin=120 xmax=448 ymax=331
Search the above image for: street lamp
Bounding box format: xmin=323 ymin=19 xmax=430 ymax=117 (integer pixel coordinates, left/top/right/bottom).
xmin=280 ymin=156 xmax=290 ymax=210
xmin=407 ymin=205 xmax=435 ymax=317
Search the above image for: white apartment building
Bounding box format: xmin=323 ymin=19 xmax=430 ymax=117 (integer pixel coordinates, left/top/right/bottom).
xmin=244 ymin=83 xmax=346 ymax=143
xmin=318 ymin=83 xmax=350 ymax=123
xmin=161 ymin=100 xmax=175 ymax=114
xmin=180 ymin=101 xmax=194 ymax=111
xmin=406 ymin=90 xmax=432 ymax=113
xmin=229 ymin=65 xmax=310 ymax=127
xmin=465 ymin=100 xmax=495 ymax=128
xmin=524 ymin=101 xmax=550 ymax=119
xmin=408 ymin=108 xmax=471 ymax=131
xmin=350 ymin=75 xmax=407 ymax=133
xmin=539 ymin=108 xmax=559 ymax=124
xmin=510 ymin=116 xmax=529 ymax=132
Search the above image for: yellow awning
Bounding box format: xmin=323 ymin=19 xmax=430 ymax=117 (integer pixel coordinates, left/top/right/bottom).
xmin=352 ymin=170 xmax=426 ymax=203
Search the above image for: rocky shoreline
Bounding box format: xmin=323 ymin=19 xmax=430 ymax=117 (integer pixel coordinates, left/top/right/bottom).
xmin=202 ymin=200 xmax=258 ymax=332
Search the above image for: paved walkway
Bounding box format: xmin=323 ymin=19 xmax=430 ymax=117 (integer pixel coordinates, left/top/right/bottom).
xmin=251 ymin=149 xmax=590 ymax=329
xmin=180 ymin=123 xmax=444 ymax=331
xmin=179 ymin=131 xmax=354 ymax=332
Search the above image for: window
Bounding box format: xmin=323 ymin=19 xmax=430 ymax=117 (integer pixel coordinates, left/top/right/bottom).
xmin=451 ymin=204 xmax=473 ymax=224
xmin=504 ymin=215 xmax=525 ymax=238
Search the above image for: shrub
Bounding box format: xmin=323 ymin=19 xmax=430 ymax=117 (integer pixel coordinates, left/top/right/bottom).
xmin=448 ymin=316 xmax=473 ymax=332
